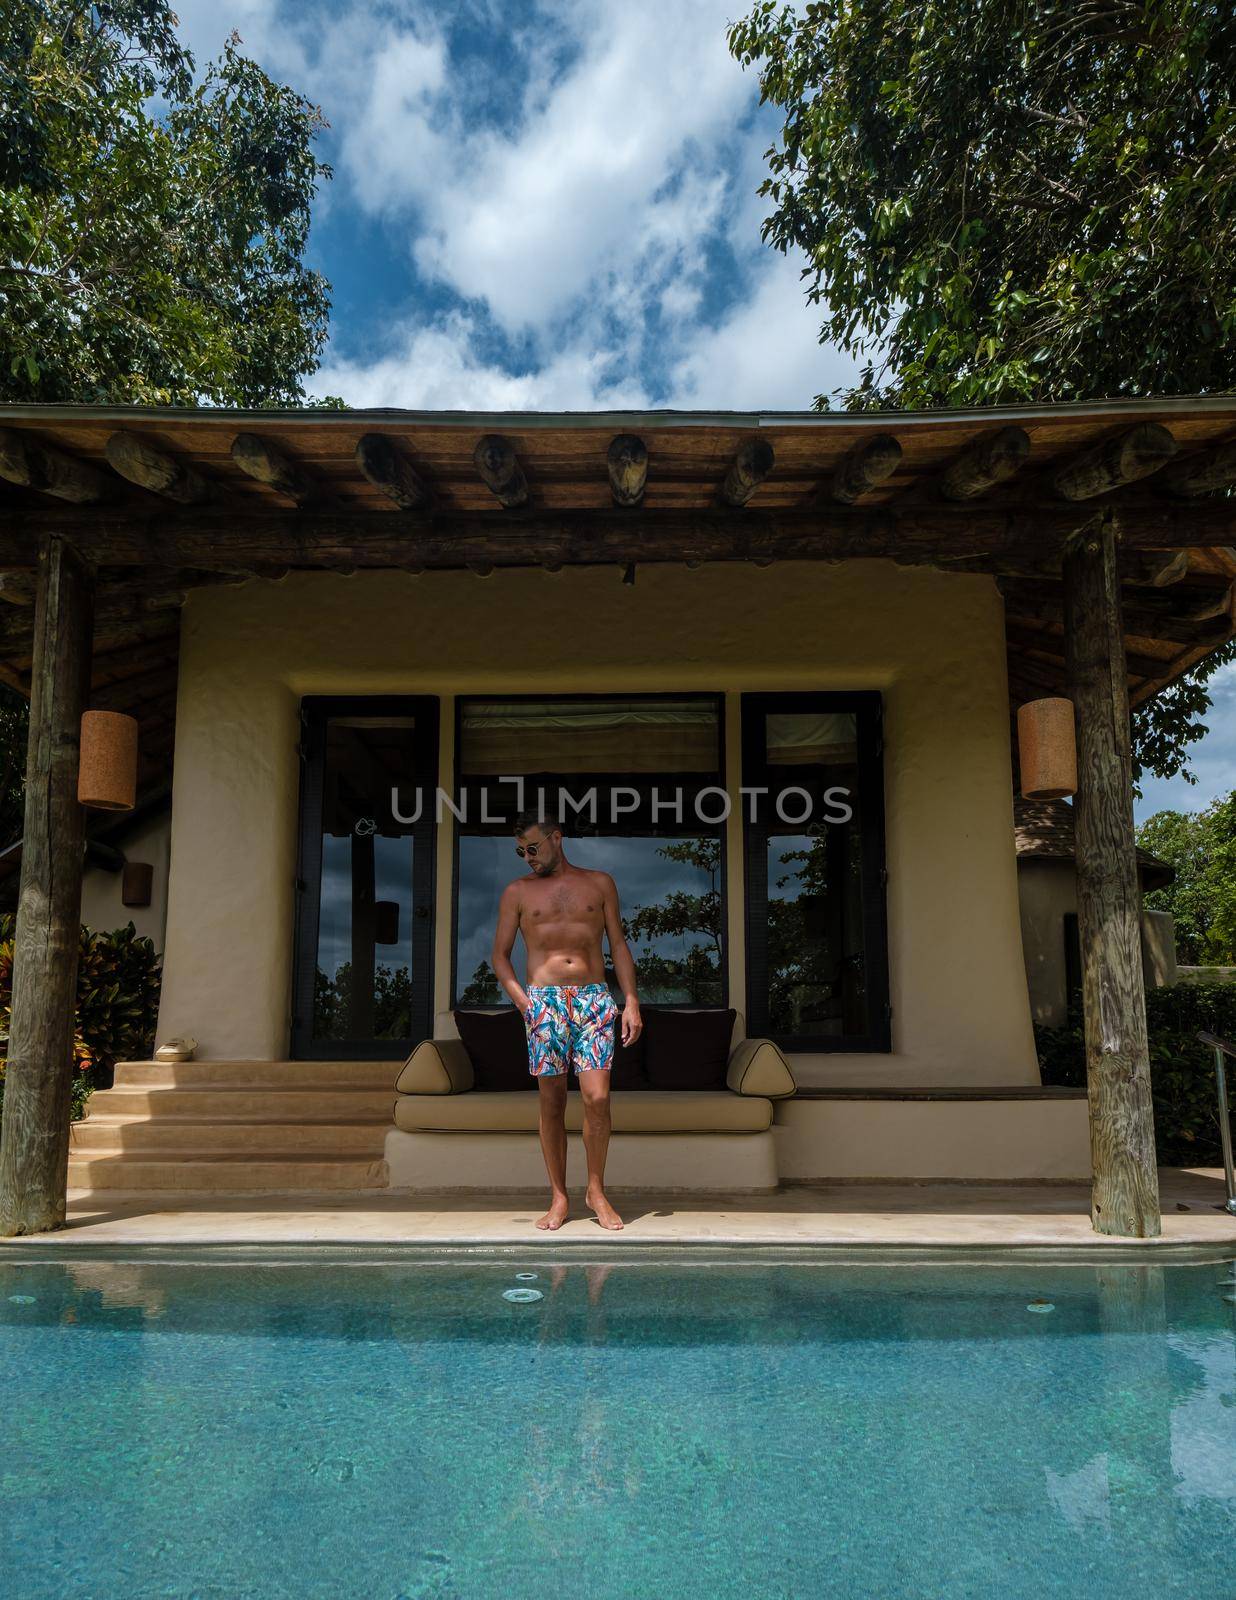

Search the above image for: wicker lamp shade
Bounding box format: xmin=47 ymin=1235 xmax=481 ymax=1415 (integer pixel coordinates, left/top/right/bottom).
xmin=1017 ymin=697 xmax=1077 ymax=800
xmin=78 ymin=710 xmax=138 ymax=811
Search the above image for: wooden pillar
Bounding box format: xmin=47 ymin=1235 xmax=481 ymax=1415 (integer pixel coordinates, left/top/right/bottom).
xmin=0 ymin=537 xmax=93 ymax=1236
xmin=1063 ymin=516 xmax=1161 ymax=1237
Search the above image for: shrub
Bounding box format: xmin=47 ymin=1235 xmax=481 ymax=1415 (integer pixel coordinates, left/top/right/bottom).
xmin=1037 ymin=981 xmax=1236 ymax=1166
xmin=0 ymin=918 xmax=161 ymax=1126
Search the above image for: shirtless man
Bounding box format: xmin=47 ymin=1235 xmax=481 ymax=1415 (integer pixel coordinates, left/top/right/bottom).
xmin=491 ymin=812 xmax=642 ymax=1231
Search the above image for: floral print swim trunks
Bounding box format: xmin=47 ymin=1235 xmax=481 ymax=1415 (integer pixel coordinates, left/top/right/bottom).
xmin=524 ymin=983 xmax=619 ymax=1077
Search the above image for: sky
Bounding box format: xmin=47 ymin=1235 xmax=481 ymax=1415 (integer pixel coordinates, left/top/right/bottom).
xmin=173 ymin=0 xmax=1234 ymax=824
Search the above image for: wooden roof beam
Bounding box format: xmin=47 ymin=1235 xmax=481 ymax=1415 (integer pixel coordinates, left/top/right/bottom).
xmin=721 ymin=439 xmax=775 ymax=507
xmin=105 ymin=432 xmax=210 ymax=505
xmin=1157 ymin=437 xmax=1236 ymax=499
xmin=0 ymin=427 xmax=109 ymax=503
xmin=829 ymin=435 xmax=900 ymax=504
xmin=607 ymin=435 xmax=647 ymax=507
xmin=473 ymin=435 xmax=528 ymax=508
xmin=230 ymin=433 xmax=315 ymax=504
xmin=1052 ymin=422 xmax=1176 ymax=500
xmin=355 ymin=434 xmax=430 ymax=510
xmin=939 ymin=426 xmax=1030 ymax=501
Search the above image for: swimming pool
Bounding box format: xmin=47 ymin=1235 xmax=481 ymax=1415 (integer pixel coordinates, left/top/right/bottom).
xmin=2 ymin=1249 xmax=1234 ymax=1599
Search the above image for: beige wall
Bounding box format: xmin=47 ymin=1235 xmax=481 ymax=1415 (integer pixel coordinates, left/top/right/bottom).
xmin=80 ymin=809 xmax=172 ymax=952
xmin=156 ymin=562 xmax=1040 ymax=1086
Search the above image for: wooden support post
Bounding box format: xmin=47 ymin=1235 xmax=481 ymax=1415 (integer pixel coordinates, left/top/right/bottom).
xmin=1063 ymin=515 xmax=1161 ymax=1238
xmin=0 ymin=537 xmax=93 ymax=1236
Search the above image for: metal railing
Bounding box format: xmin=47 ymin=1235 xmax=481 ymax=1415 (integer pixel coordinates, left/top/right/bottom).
xmin=1196 ymin=1032 xmax=1236 ymax=1216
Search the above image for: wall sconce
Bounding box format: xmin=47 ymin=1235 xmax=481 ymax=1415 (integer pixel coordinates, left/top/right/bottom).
xmin=1017 ymin=698 xmax=1078 ymax=800
xmin=122 ymin=861 xmax=153 ymax=908
xmin=375 ymin=901 xmax=400 ymax=945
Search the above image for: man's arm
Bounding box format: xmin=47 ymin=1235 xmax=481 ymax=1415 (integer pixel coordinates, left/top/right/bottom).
xmin=491 ymin=882 xmax=529 ymax=1012
xmin=601 ymin=873 xmax=643 ymax=1047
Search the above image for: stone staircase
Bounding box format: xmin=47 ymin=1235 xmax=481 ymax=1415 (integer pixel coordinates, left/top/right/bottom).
xmin=68 ymin=1060 xmax=400 ymax=1192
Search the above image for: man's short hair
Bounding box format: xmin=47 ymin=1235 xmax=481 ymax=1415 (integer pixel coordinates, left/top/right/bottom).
xmin=514 ymin=806 xmax=562 ymax=836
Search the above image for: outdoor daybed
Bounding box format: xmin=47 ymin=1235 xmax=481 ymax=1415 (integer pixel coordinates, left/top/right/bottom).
xmin=386 ymin=1007 xmax=797 ymax=1192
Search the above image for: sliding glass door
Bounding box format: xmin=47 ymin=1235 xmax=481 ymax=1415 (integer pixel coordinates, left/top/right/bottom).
xmin=292 ymin=697 xmax=438 ymax=1059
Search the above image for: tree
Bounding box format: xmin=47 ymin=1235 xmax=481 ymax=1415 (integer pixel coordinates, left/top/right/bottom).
xmin=1137 ymin=795 xmax=1236 ymax=965
xmin=729 ymin=1 xmax=1236 ymax=781
xmin=0 ymin=1 xmax=332 ymax=405
xmin=624 ymin=838 xmax=724 ymax=1004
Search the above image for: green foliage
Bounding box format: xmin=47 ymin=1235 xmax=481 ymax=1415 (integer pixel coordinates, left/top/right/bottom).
xmin=0 ymin=916 xmax=161 ymax=1124
xmin=1137 ymin=794 xmax=1236 ymax=964
xmin=729 ymin=0 xmax=1236 ymax=784
xmin=313 ymin=962 xmax=413 ymax=1040
xmin=459 ymin=960 xmax=502 ymax=1005
xmin=0 ymin=1 xmax=332 ymax=404
xmin=729 ymin=0 xmax=1236 ymax=410
xmin=1036 ymin=981 xmax=1236 ymax=1165
xmin=624 ymin=837 xmax=724 ymax=1003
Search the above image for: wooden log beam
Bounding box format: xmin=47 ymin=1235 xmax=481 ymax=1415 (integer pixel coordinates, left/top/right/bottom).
xmin=721 ymin=439 xmax=775 ymax=507
xmin=355 ymin=434 xmax=430 ymax=510
xmin=607 ymin=434 xmax=647 ymax=507
xmin=829 ymin=434 xmax=900 ymax=504
xmin=0 ymin=537 xmax=94 ymax=1235
xmin=1052 ymin=422 xmax=1176 ymax=501
xmin=1063 ymin=516 xmax=1161 ymax=1238
xmin=1157 ymin=438 xmax=1236 ymax=498
xmin=473 ymin=435 xmax=528 ymax=508
xmin=5 ymin=497 xmax=1236 ymax=574
xmin=231 ymin=433 xmax=315 ymax=503
xmin=939 ymin=426 xmax=1030 ymax=501
xmin=0 ymin=428 xmax=109 ymax=504
xmin=1004 ymin=622 xmax=1168 ymax=680
xmin=105 ymin=432 xmax=210 ymax=505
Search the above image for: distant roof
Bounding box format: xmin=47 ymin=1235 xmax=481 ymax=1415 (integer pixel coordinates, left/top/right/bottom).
xmin=1014 ymin=797 xmax=1174 ymax=891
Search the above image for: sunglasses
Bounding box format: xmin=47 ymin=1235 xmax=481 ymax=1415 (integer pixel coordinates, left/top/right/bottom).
xmin=515 ymin=842 xmax=543 ymax=858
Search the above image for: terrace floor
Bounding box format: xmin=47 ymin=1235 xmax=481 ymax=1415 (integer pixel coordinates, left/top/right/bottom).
xmin=2 ymin=1169 xmax=1234 ymax=1253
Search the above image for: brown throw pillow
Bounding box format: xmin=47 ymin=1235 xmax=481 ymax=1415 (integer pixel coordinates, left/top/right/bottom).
xmin=453 ymin=1008 xmax=533 ymax=1091
xmin=643 ymin=1008 xmax=736 ymax=1091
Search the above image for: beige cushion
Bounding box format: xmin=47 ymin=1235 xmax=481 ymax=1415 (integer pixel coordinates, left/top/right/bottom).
xmin=395 ymin=1039 xmax=475 ymax=1095
xmin=393 ymin=1089 xmax=772 ymax=1134
xmin=726 ymin=1038 xmax=797 ymax=1099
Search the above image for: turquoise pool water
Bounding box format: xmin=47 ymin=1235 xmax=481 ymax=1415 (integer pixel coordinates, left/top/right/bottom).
xmin=1 ymin=1252 xmax=1234 ymax=1599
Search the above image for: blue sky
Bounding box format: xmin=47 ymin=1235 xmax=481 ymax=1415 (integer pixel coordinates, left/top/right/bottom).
xmin=175 ymin=0 xmax=1234 ymax=823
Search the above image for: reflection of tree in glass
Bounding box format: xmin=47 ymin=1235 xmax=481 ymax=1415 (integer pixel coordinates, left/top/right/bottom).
xmin=624 ymin=838 xmax=723 ymax=1005
xmin=459 ymin=961 xmax=502 ymax=1005
xmin=767 ymin=827 xmax=866 ymax=1036
xmin=312 ymin=963 xmax=413 ymax=1039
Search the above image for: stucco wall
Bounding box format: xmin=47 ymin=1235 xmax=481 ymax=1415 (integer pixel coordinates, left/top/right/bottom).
xmin=80 ymin=809 xmax=172 ymax=952
xmin=156 ymin=562 xmax=1040 ymax=1086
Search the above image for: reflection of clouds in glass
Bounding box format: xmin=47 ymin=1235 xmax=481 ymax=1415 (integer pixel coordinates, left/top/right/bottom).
xmin=454 ymin=835 xmax=719 ymax=1001
xmin=1169 ymin=1333 xmax=1236 ymax=1502
xmin=316 ymin=834 xmax=416 ymax=981
xmin=1044 ymin=1454 xmax=1111 ymax=1535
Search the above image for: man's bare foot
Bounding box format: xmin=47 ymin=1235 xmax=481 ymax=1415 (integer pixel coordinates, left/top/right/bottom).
xmin=536 ymin=1194 xmax=570 ymax=1230
xmin=586 ymin=1186 xmax=624 ymax=1230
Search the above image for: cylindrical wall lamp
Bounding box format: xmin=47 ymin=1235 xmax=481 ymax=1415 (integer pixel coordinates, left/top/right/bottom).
xmin=78 ymin=710 xmax=138 ymax=811
xmin=1017 ymin=697 xmax=1078 ymax=800
xmin=375 ymin=901 xmax=400 ymax=945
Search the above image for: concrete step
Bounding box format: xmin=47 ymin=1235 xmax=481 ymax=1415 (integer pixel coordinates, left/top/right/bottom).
xmin=112 ymin=1060 xmax=400 ymax=1091
xmin=70 ymin=1118 xmax=388 ymax=1157
xmin=86 ymin=1086 xmax=396 ymax=1122
xmin=66 ymin=1155 xmax=390 ymax=1192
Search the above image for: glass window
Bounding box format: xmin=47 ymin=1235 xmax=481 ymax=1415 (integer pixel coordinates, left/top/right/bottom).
xmin=453 ymin=696 xmax=725 ymax=1007
xmin=743 ymin=694 xmax=888 ymax=1051
xmin=293 ymin=702 xmax=437 ymax=1057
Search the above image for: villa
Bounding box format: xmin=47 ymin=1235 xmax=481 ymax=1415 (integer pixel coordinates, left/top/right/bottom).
xmin=1 ymin=395 xmax=1236 ymax=1239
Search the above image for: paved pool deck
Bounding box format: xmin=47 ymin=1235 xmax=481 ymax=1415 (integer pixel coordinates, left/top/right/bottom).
xmin=2 ymin=1169 xmax=1234 ymax=1253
